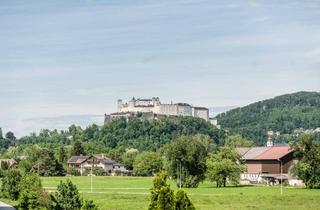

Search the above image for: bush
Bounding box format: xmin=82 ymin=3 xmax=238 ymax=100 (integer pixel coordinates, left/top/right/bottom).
xmin=18 ymin=190 xmax=39 ymax=210
xmin=149 ymin=171 xmax=169 ymax=210
xmin=149 ymin=171 xmax=196 ymax=210
xmin=0 ymin=169 xmax=22 ymax=200
xmin=52 ymin=179 xmax=82 ymax=210
xmin=51 ymin=179 xmax=99 ymax=210
xmin=82 ymin=168 xmax=106 ymax=176
xmin=157 ymin=186 xmax=175 ymax=210
xmin=81 ymin=199 xmax=99 ymax=210
xmin=18 ymin=173 xmax=51 ymax=209
xmin=67 ymin=167 xmax=81 ymax=176
xmin=93 ymin=168 xmax=106 ymax=176
xmin=175 ymin=190 xmax=195 ymax=210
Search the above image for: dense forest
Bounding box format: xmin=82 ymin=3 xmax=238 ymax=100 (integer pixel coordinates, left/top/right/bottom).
xmin=0 ymin=116 xmax=225 ymax=152
xmin=216 ymin=91 xmax=320 ymax=145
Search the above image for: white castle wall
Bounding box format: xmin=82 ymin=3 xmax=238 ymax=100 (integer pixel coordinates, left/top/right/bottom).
xmin=193 ymin=108 xmax=209 ymax=121
xmin=116 ymin=98 xmax=210 ymax=122
xmin=157 ymin=104 xmax=178 ymax=116
xmin=177 ymin=105 xmax=192 ymax=116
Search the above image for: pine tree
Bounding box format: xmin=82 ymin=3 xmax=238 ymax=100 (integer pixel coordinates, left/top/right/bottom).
xmin=71 ymin=141 xmax=86 ymax=156
xmin=36 ymin=148 xmax=65 ymax=176
xmin=157 ymin=186 xmax=175 ymax=210
xmin=52 ymin=179 xmax=82 ymax=210
xmin=58 ymin=146 xmax=68 ymax=164
xmin=148 ymin=171 xmax=169 ymax=210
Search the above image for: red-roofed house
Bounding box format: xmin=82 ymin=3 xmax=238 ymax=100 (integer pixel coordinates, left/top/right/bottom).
xmin=236 ymin=145 xmax=303 ymax=186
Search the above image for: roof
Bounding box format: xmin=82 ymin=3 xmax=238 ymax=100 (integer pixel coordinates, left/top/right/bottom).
xmin=67 ymin=156 xmax=91 ymax=164
xmin=101 ymin=158 xmax=116 ymax=164
xmin=236 ymin=146 xmax=293 ymax=160
xmin=194 ymin=106 xmax=208 ymax=110
xmin=175 ymin=103 xmax=191 ymax=106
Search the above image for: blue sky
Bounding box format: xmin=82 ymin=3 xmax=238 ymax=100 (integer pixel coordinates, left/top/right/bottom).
xmin=0 ymin=0 xmax=319 ymax=137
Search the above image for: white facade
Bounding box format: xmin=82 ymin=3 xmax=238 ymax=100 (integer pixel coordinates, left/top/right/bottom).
xmin=117 ymin=97 xmax=210 ymax=121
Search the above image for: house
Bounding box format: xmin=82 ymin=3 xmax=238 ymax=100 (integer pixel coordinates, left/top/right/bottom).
xmin=236 ymin=145 xmax=303 ymax=186
xmin=67 ymin=156 xmax=97 ymax=175
xmin=94 ymin=154 xmax=116 ymax=173
xmin=67 ymin=155 xmax=127 ymax=175
xmin=0 ymin=159 xmax=17 ymax=169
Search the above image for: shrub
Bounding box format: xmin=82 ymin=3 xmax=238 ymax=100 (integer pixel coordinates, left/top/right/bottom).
xmin=67 ymin=167 xmax=81 ymax=176
xmin=18 ymin=173 xmax=51 ymax=209
xmin=149 ymin=171 xmax=169 ymax=210
xmin=157 ymin=186 xmax=175 ymax=210
xmin=81 ymin=199 xmax=99 ymax=210
xmin=149 ymin=171 xmax=196 ymax=210
xmin=93 ymin=168 xmax=106 ymax=176
xmin=0 ymin=169 xmax=22 ymax=200
xmin=52 ymin=179 xmax=82 ymax=210
xmin=51 ymin=179 xmax=99 ymax=210
xmin=175 ymin=190 xmax=195 ymax=210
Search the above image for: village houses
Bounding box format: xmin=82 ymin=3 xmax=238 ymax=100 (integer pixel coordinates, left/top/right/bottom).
xmin=67 ymin=155 xmax=128 ymax=176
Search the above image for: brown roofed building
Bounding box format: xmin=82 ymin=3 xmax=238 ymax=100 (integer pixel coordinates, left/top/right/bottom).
xmin=236 ymin=145 xmax=303 ymax=186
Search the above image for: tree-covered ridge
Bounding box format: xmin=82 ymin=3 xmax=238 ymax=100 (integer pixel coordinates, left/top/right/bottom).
xmin=7 ymin=116 xmax=225 ymax=151
xmin=216 ymin=91 xmax=320 ymax=145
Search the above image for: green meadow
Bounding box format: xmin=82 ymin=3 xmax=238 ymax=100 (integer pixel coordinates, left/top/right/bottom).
xmin=37 ymin=176 xmax=320 ymax=210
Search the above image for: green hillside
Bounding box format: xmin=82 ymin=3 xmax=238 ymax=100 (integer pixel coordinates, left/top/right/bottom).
xmin=216 ymin=91 xmax=320 ymax=145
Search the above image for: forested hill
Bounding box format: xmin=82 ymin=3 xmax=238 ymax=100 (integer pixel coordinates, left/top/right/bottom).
xmin=216 ymin=91 xmax=320 ymax=145
xmin=0 ymin=116 xmax=225 ymax=151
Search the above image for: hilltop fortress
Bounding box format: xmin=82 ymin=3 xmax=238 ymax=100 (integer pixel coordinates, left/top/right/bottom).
xmin=105 ymin=97 xmax=216 ymax=124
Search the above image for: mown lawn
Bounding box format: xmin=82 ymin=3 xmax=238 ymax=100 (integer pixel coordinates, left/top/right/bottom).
xmin=38 ymin=176 xmax=320 ymax=210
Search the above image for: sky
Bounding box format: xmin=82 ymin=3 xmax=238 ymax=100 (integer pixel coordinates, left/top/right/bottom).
xmin=0 ymin=0 xmax=319 ymax=137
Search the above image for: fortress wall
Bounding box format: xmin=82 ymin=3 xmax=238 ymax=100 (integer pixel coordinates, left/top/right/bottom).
xmin=120 ymin=106 xmax=154 ymax=113
xmin=194 ymin=108 xmax=209 ymax=121
xmin=177 ymin=105 xmax=192 ymax=116
xmin=158 ymin=104 xmax=178 ymax=115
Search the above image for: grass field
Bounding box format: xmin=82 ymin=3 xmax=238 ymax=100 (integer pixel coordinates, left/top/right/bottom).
xmin=36 ymin=176 xmax=320 ymax=210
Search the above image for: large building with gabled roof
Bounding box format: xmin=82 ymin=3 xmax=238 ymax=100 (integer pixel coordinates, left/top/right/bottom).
xmin=236 ymin=145 xmax=303 ymax=186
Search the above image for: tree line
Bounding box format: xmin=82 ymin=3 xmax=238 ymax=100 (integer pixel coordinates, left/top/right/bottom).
xmin=0 ymin=116 xmax=225 ymax=151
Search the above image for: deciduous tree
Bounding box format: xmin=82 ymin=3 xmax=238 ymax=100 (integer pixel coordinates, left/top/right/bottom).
xmin=224 ymin=134 xmax=254 ymax=148
xmin=206 ymin=147 xmax=246 ymax=187
xmin=164 ymin=135 xmax=211 ymax=188
xmin=5 ymin=131 xmax=16 ymax=140
xmin=133 ymin=151 xmax=163 ymax=176
xmin=292 ymin=134 xmax=320 ymax=189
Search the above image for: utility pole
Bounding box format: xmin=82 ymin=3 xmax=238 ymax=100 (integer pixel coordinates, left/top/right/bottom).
xmin=280 ymin=160 xmax=283 ymax=195
xmin=179 ymin=161 xmax=182 ymax=189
